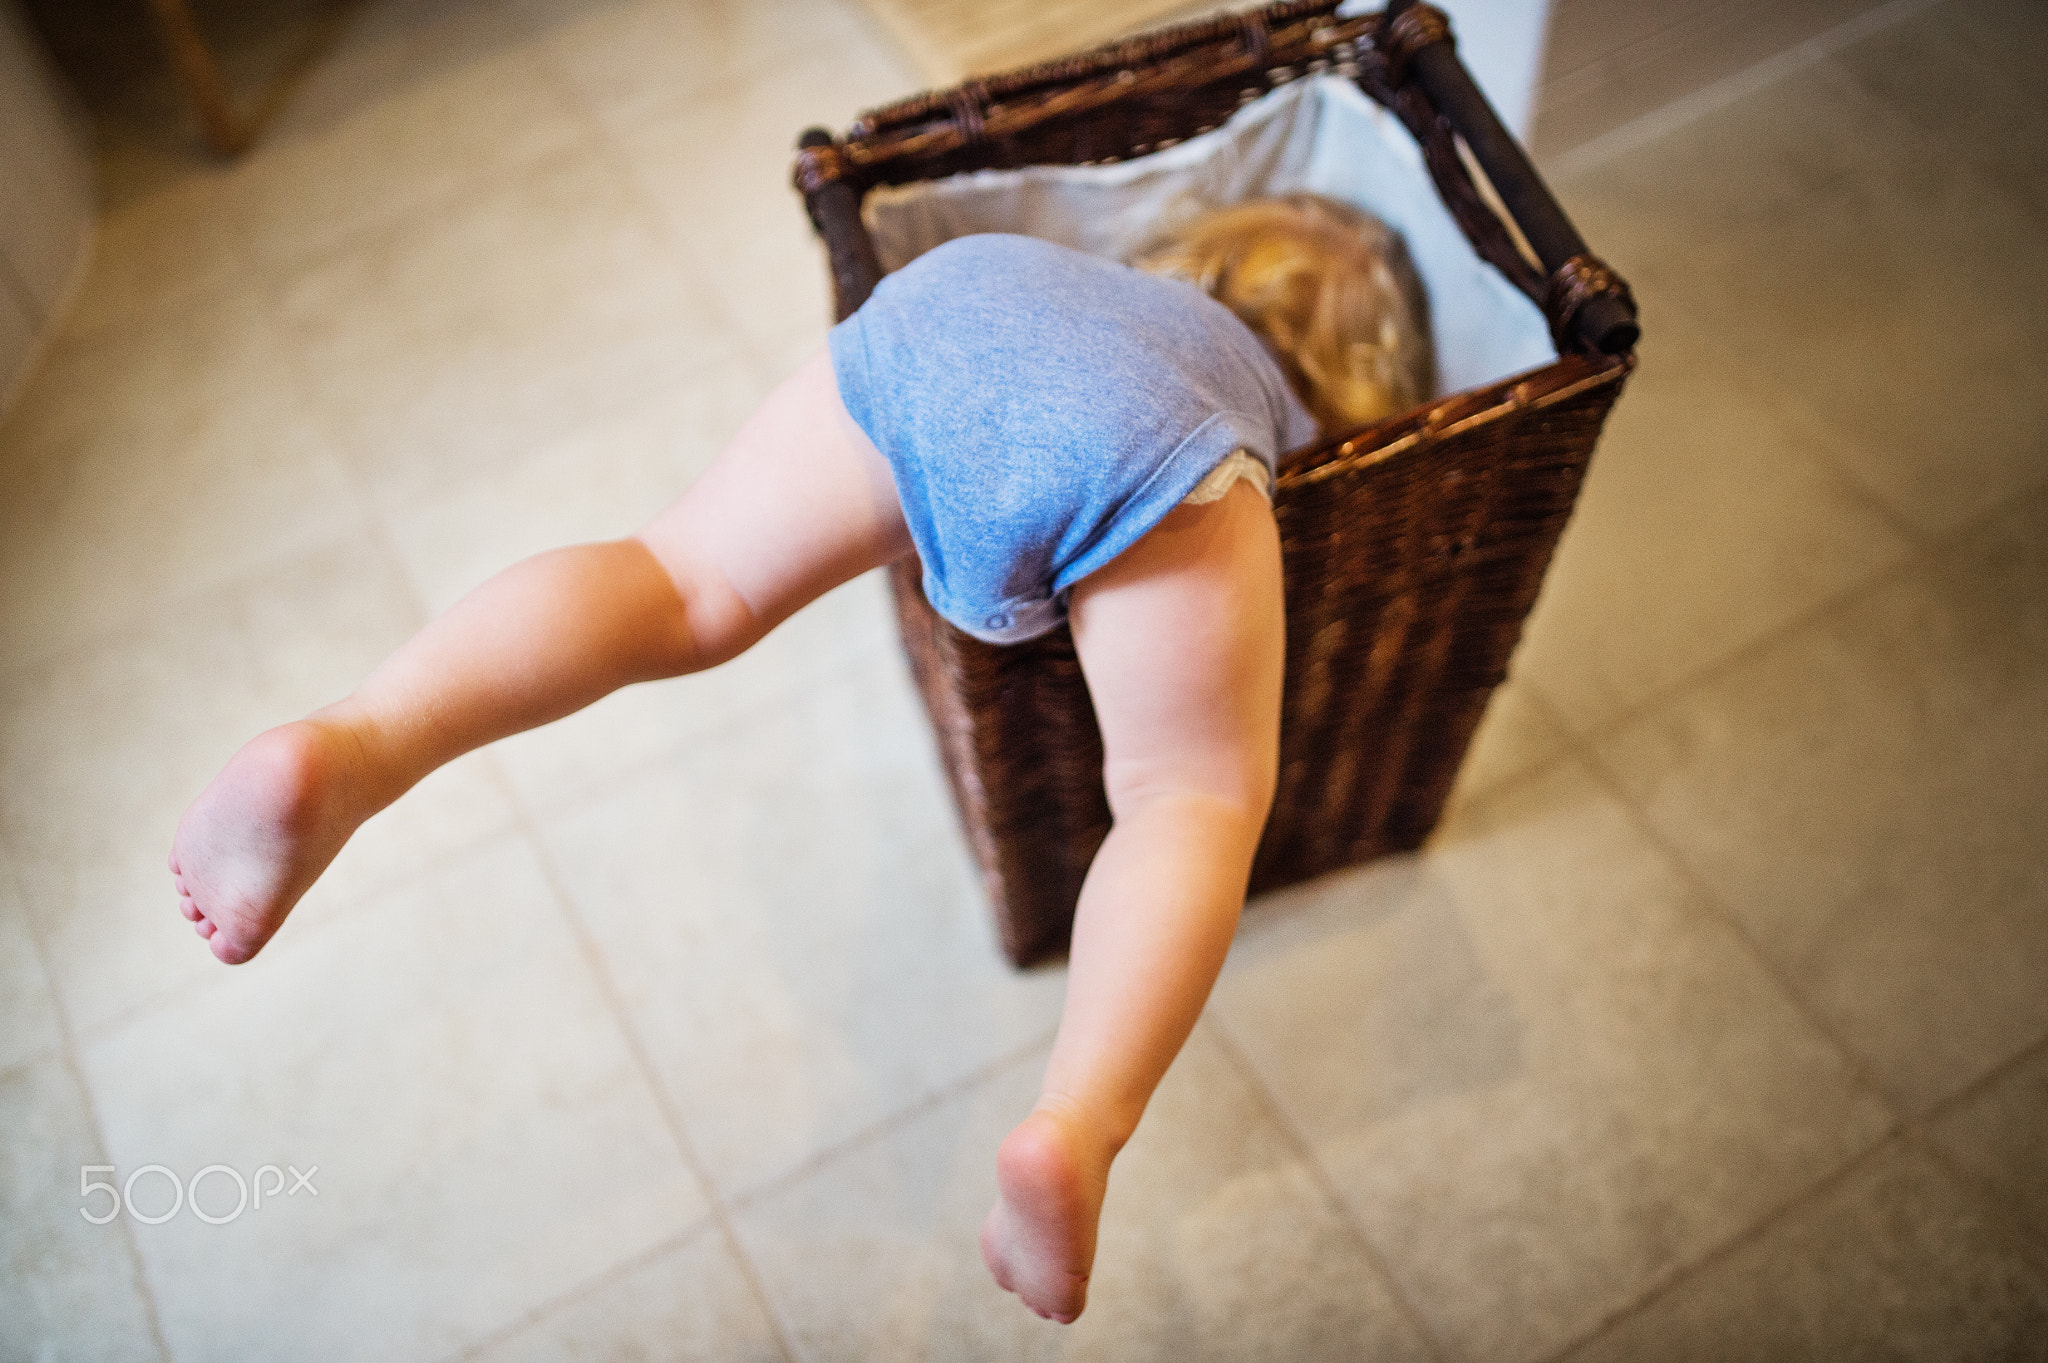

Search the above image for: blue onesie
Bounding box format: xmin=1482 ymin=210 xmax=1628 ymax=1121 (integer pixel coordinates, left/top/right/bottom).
xmin=828 ymin=234 xmax=1318 ymax=643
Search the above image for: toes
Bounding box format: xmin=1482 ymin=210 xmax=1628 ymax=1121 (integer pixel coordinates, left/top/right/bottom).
xmin=194 ymin=916 xmax=215 ymax=938
xmin=180 ymin=898 xmax=201 ymax=921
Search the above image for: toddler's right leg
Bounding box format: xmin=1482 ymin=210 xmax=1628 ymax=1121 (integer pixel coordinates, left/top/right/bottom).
xmin=979 ymin=480 xmax=1285 ymax=1323
xmin=171 ymin=348 xmax=908 ymax=964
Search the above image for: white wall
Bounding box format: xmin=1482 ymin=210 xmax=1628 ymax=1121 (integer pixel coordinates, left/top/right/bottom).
xmin=0 ymin=0 xmax=94 ymax=415
xmin=1433 ymin=0 xmax=1550 ymax=137
xmin=1340 ymin=0 xmax=1553 ymax=138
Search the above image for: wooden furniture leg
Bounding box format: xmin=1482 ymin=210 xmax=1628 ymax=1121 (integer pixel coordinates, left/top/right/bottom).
xmin=142 ymin=0 xmax=248 ymax=156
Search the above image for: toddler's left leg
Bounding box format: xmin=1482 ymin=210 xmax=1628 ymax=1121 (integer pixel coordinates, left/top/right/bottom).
xmin=171 ymin=348 xmax=908 ymax=963
xmin=979 ymin=479 xmax=1284 ymax=1322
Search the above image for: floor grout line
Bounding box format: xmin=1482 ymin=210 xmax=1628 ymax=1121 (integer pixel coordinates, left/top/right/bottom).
xmin=1638 ymin=290 xmax=1945 ymax=555
xmin=1541 ymin=0 xmax=1948 ymax=181
xmin=0 ymin=834 xmax=176 ymax=1363
xmin=1523 ymin=465 xmax=2048 ymax=760
xmin=1565 ymin=721 xmax=1906 ymax=1117
xmin=1535 ymin=0 xmax=1778 ymax=100
xmin=1202 ymin=1011 xmax=1461 ymax=1363
xmin=1503 ymin=696 xmax=1927 ymax=1358
xmin=6 ymin=0 xmax=2041 ymax=1355
xmin=1899 ymin=1074 xmax=2048 ymax=1281
xmin=1915 ymin=1028 xmax=2048 ymax=1130
xmin=1530 ymin=1133 xmax=1905 ymax=1363
xmin=367 ymin=395 xmax=804 ymax=1363
xmin=513 ymin=803 xmax=806 ymax=1363
xmin=443 ymin=1221 xmax=713 ymax=1363
xmin=722 ymin=1027 xmax=1059 ymax=1218
xmin=551 ymin=30 xmax=839 ymax=390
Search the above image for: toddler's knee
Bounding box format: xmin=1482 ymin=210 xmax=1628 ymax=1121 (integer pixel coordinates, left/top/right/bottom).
xmin=1102 ymin=764 xmax=1274 ymax=842
xmin=628 ymin=534 xmax=763 ymax=673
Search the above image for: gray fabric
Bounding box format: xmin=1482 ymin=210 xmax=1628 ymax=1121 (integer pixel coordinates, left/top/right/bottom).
xmin=863 ymin=76 xmax=1555 ymax=400
xmin=830 ymin=234 xmax=1317 ymax=644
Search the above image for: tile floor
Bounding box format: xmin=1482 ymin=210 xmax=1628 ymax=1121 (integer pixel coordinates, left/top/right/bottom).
xmin=3 ymin=0 xmax=2046 ymax=1359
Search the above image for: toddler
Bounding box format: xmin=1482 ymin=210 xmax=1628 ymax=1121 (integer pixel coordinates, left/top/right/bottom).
xmin=171 ymin=195 xmax=1430 ymax=1324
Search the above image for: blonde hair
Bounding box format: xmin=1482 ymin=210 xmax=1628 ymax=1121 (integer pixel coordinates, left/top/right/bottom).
xmin=1132 ymin=194 xmax=1434 ymax=433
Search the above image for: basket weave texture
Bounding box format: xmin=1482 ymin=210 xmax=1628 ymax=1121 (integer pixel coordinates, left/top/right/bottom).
xmin=797 ymin=1 xmax=1636 ymax=966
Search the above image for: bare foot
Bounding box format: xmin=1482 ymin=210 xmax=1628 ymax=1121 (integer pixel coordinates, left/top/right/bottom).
xmin=169 ymin=718 xmax=379 ymax=965
xmin=980 ymin=1105 xmax=1115 ymax=1323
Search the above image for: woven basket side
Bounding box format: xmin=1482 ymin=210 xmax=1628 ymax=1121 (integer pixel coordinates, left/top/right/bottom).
xmin=887 ymin=560 xmax=1111 ymax=965
xmin=1253 ymin=356 xmax=1628 ymax=894
xmin=894 ymin=355 xmax=1628 ymax=967
xmin=792 ymin=2 xmax=1640 ymax=966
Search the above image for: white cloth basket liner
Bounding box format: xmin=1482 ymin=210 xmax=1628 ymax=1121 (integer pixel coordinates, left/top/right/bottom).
xmin=861 ymin=75 xmax=1556 ymax=403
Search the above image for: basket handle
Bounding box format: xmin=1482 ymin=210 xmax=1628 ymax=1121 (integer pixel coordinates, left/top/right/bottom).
xmin=797 ymin=128 xmax=886 ymax=321
xmin=1382 ymin=0 xmax=1638 ymax=355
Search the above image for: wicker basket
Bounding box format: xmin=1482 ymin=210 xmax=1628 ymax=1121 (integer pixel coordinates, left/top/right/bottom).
xmin=794 ymin=1 xmax=1638 ymax=967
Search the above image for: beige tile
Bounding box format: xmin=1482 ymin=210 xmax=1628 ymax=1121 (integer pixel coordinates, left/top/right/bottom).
xmin=1560 ymin=1141 xmax=2048 ymax=1363
xmin=1531 ymin=0 xmax=1881 ymax=161
xmin=734 ymin=1026 xmax=1435 ymax=1361
xmin=0 ymin=536 xmax=519 ymax=1035
xmin=0 ymin=150 xmax=93 ymax=327
xmin=79 ymin=832 xmax=706 ymax=1363
xmin=0 ymin=1055 xmax=163 ymax=1363
xmin=745 ymin=322 xmax=837 ymax=392
xmin=55 ymin=1 xmax=625 ymax=327
xmin=488 ymin=569 xmax=897 ymax=817
xmin=382 ymin=358 xmax=896 ymax=816
xmin=0 ymin=3 xmax=92 ymax=195
xmin=691 ymin=215 xmax=839 ymax=378
xmin=381 ymin=354 xmax=767 ymax=612
xmin=1540 ymin=0 xmax=1742 ymax=87
xmin=525 ymin=0 xmax=868 ymax=128
xmin=534 ymin=648 xmax=1069 ymax=1199
xmin=0 ymin=4 xmax=95 ymax=321
xmin=1512 ymin=302 xmax=1911 ymax=736
xmin=63 ymin=165 xmax=252 ymax=337
xmin=277 ymin=145 xmax=729 ymax=510
xmin=606 ymin=33 xmax=920 ymax=365
xmin=863 ymin=0 xmax=1200 ymax=83
xmin=1 ymin=279 xmax=278 ymax=466
xmin=1212 ymin=759 xmax=1894 ymax=1363
xmin=84 ymin=79 xmax=216 ymax=218
xmin=60 ymin=0 xmax=535 ymax=243
xmin=1928 ymin=1042 xmax=2048 ymax=1255
xmin=1596 ymin=485 xmax=2048 ymax=1112
xmin=245 ymin=0 xmax=552 ymax=139
xmin=1830 ymin=0 xmax=2048 ymax=223
xmin=0 ymin=290 xmax=376 ymax=672
xmin=1556 ymin=56 xmax=2048 ymax=538
xmin=0 ymin=269 xmax=37 ymax=413
xmin=1443 ymin=676 xmax=1573 ymax=815
xmin=0 ymin=848 xmax=63 ymax=1076
xmin=235 ymin=41 xmax=595 ymax=270
xmin=469 ymin=1228 xmax=788 ymax=1363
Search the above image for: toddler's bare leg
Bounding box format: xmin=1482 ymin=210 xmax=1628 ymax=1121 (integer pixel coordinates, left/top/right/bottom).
xmin=171 ymin=348 xmax=907 ymax=963
xmin=979 ymin=481 xmax=1283 ymax=1322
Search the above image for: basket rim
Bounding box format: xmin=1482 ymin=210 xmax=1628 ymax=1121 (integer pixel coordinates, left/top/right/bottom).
xmin=1278 ymin=351 xmax=1633 ymax=489
xmin=809 ymin=6 xmax=1383 ymax=188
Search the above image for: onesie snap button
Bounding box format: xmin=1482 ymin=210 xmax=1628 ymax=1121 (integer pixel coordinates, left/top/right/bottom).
xmin=985 ymin=612 xmax=1009 ymax=630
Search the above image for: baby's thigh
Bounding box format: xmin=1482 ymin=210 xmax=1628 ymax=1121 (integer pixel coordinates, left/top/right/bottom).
xmin=1066 ymin=481 xmax=1284 ymax=816
xmin=636 ymin=347 xmax=912 ymax=645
